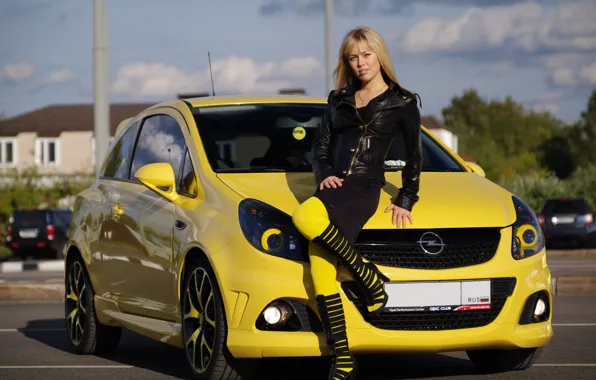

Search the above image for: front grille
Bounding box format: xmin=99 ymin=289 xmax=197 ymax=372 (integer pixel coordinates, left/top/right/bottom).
xmin=342 ymin=277 xmax=516 ymax=331
xmin=354 ymin=228 xmax=501 ymax=269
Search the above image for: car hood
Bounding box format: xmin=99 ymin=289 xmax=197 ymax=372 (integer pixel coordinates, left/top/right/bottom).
xmin=216 ymin=171 xmax=517 ymax=229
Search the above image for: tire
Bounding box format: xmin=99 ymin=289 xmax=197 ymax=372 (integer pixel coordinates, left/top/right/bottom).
xmin=467 ymin=347 xmax=543 ymax=373
xmin=65 ymin=256 xmax=122 ymax=355
xmin=181 ymin=257 xmax=256 ymax=380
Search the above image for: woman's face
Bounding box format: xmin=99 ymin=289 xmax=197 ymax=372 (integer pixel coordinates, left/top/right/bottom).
xmin=347 ymin=41 xmax=381 ymax=85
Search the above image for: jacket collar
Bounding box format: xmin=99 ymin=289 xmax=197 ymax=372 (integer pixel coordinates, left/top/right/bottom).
xmin=332 ymin=81 xmax=417 ymax=111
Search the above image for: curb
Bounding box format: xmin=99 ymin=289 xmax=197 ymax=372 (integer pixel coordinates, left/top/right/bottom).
xmin=547 ymin=249 xmax=596 ymax=260
xmin=0 ymin=283 xmax=64 ymax=302
xmin=1 ymin=276 xmax=595 ymax=302
xmin=553 ymin=277 xmax=596 ymax=296
xmin=0 ymin=260 xmax=64 ymax=273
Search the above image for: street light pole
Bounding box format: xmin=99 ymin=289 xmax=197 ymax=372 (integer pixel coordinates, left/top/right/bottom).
xmin=325 ymin=0 xmax=334 ymax=94
xmin=93 ymin=0 xmax=110 ymax=174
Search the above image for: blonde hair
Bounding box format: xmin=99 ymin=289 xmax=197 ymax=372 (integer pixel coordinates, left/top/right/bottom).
xmin=334 ymin=26 xmax=401 ymax=93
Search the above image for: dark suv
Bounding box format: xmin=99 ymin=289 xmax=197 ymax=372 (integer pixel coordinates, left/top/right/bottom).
xmin=538 ymin=198 xmax=595 ymax=248
xmin=6 ymin=208 xmax=72 ymax=259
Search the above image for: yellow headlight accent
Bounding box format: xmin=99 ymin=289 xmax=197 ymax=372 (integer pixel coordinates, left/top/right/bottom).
xmin=516 ymin=224 xmax=538 ymax=250
xmin=261 ymin=228 xmax=284 ymax=252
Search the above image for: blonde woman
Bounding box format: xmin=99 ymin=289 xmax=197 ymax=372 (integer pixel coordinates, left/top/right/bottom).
xmin=292 ymin=26 xmax=422 ymax=379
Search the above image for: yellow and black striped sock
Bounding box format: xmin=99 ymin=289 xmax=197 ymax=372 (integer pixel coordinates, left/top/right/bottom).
xmin=316 ymin=293 xmax=356 ymax=380
xmin=313 ymin=222 xmax=390 ymax=315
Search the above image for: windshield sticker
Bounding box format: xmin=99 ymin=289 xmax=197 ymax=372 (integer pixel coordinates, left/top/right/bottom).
xmin=292 ymin=126 xmax=306 ymax=140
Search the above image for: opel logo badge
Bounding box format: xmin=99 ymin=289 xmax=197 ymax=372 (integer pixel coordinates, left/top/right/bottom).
xmin=417 ymin=232 xmax=445 ymax=255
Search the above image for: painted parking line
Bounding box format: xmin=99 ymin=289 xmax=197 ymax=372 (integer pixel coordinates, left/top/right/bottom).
xmin=0 ymin=328 xmax=64 ymax=332
xmin=535 ymin=364 xmax=596 ymax=367
xmin=1 ymin=364 xmax=595 ymax=369
xmin=0 ymin=365 xmax=134 ymax=369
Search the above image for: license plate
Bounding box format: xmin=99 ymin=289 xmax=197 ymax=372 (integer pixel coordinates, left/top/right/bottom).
xmin=553 ymin=216 xmax=575 ymax=224
xmin=383 ymin=280 xmax=491 ymax=312
xmin=19 ymin=229 xmax=39 ymax=239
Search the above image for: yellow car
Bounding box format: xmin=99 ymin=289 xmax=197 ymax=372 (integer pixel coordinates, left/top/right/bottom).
xmin=63 ymin=95 xmax=552 ymax=379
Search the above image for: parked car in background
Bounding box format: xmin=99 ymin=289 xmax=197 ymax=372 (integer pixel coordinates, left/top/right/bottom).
xmin=7 ymin=208 xmax=72 ymax=259
xmin=538 ymin=198 xmax=595 ymax=248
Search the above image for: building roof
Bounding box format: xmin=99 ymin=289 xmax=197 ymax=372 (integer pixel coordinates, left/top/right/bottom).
xmin=0 ymin=99 xmax=449 ymax=137
xmin=420 ymin=115 xmax=450 ymax=131
xmin=0 ymin=103 xmax=154 ymax=137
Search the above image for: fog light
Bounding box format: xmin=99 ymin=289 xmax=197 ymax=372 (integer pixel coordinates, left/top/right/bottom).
xmin=519 ymin=291 xmax=550 ymax=325
xmin=262 ymin=302 xmax=292 ymax=326
xmin=534 ymin=298 xmax=546 ymax=316
xmin=263 ymin=306 xmax=282 ymax=324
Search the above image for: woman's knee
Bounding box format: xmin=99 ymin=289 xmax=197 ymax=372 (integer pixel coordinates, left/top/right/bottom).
xmin=292 ymin=196 xmax=330 ymax=240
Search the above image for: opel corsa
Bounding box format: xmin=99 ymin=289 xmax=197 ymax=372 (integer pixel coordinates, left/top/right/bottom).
xmin=63 ymin=95 xmax=552 ymax=379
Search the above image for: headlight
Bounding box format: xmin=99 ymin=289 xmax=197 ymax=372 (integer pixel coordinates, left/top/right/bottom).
xmin=238 ymin=198 xmax=308 ymax=262
xmin=511 ymin=195 xmax=545 ymax=260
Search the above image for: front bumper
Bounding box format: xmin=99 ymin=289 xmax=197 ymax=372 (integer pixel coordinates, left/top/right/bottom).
xmin=210 ymin=227 xmax=553 ymax=358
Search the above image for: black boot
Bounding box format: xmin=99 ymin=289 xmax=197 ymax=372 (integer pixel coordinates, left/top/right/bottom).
xmin=316 ymin=293 xmax=358 ymax=380
xmin=313 ymin=222 xmax=390 ymax=317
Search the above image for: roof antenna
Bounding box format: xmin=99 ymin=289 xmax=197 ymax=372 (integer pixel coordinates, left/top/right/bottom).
xmin=208 ymin=51 xmax=215 ymax=96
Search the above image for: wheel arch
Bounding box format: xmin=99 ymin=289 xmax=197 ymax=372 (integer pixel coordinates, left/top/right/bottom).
xmin=64 ymin=243 xmax=97 ymax=293
xmin=177 ymin=245 xmax=217 ymax=303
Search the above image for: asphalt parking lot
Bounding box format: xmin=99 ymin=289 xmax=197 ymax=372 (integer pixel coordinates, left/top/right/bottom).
xmin=0 ymin=296 xmax=595 ymax=380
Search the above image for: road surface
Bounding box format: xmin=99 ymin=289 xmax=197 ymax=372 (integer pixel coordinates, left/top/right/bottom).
xmin=0 ymin=296 xmax=595 ymax=379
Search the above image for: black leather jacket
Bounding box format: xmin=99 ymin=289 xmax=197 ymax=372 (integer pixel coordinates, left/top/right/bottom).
xmin=312 ymin=82 xmax=422 ymax=211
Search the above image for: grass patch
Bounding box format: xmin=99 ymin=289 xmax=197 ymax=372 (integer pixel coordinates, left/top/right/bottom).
xmin=0 ymin=244 xmax=12 ymax=257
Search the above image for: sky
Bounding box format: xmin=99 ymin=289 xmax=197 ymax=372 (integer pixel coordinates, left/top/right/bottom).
xmin=0 ymin=0 xmax=595 ymax=124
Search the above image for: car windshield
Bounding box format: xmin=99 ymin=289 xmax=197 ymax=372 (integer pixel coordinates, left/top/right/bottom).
xmin=192 ymin=103 xmax=465 ymax=173
xmin=541 ymin=199 xmax=590 ymax=215
xmin=11 ymin=210 xmax=47 ymax=228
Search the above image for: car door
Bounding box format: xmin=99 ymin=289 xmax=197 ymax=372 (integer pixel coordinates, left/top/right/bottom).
xmin=93 ymin=121 xmax=142 ymax=299
xmin=113 ymin=110 xmax=189 ymax=322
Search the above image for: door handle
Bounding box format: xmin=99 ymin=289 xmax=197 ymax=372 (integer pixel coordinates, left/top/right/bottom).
xmin=112 ymin=204 xmax=124 ymax=216
xmin=175 ymin=220 xmax=187 ymax=230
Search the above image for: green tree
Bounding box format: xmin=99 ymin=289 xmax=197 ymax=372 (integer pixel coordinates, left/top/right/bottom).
xmin=568 ymin=89 xmax=596 ymax=168
xmin=442 ymin=89 xmax=563 ymax=181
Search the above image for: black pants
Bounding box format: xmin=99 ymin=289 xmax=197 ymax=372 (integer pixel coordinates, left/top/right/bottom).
xmin=313 ymin=174 xmax=383 ymax=245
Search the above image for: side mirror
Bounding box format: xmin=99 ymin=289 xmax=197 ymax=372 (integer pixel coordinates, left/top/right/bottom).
xmin=466 ymin=161 xmax=486 ymax=178
xmin=134 ymin=162 xmax=180 ymax=203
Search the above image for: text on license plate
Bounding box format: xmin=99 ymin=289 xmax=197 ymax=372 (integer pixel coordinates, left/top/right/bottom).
xmin=383 ymin=280 xmax=491 ymax=312
xmin=19 ymin=229 xmax=39 ymax=238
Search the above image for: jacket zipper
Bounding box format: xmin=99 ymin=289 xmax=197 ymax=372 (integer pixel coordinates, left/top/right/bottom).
xmin=343 ymin=102 xmax=382 ymax=175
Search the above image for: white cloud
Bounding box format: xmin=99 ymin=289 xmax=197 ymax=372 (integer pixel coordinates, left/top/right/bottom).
xmin=579 ymin=62 xmax=596 ymax=84
xmin=398 ymin=1 xmax=596 ymax=54
xmin=258 ymin=0 xmax=536 ymax=16
xmin=41 ymin=68 xmax=76 ymax=85
xmin=398 ymin=3 xmax=544 ymax=53
xmin=0 ymin=62 xmax=35 ymax=84
xmin=550 ymin=60 xmax=596 ymax=86
xmin=552 ymin=68 xmax=576 ymax=86
xmin=111 ymin=56 xmax=322 ymax=98
xmin=397 ymin=0 xmax=596 ymax=93
xmin=526 ymin=91 xmax=565 ymax=114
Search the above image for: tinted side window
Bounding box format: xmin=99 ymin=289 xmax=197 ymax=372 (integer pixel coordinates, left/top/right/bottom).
xmin=102 ymin=122 xmax=139 ymax=179
xmin=130 ymin=115 xmax=186 ymax=180
xmin=51 ymin=211 xmax=72 ymax=228
xmin=178 ymin=150 xmax=198 ymax=197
